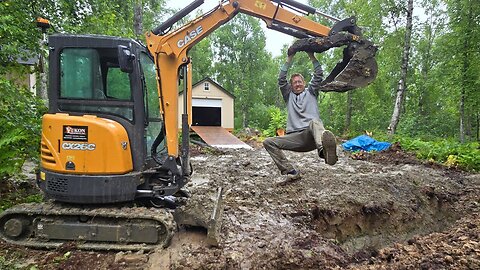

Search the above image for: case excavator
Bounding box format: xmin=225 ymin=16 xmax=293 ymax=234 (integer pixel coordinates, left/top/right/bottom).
xmin=0 ymin=0 xmax=377 ymax=250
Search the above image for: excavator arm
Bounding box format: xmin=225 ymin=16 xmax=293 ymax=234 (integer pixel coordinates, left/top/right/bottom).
xmin=145 ymin=0 xmax=377 ymax=162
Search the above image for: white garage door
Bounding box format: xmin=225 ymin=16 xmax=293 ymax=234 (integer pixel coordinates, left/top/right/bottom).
xmin=192 ymin=98 xmax=222 ymax=108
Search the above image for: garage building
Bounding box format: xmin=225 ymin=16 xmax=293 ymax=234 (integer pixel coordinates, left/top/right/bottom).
xmin=178 ymin=77 xmax=235 ymax=131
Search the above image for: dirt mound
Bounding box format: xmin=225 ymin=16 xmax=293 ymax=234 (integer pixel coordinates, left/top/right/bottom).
xmin=349 ymin=142 xmax=423 ymax=165
xmin=147 ymin=146 xmax=479 ymax=269
xmin=347 ymin=213 xmax=480 ymax=269
xmin=0 ymin=241 xmax=127 ymax=269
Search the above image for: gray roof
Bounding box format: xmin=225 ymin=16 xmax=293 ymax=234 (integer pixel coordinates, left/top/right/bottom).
xmin=191 ymin=77 xmax=235 ymax=99
xmin=16 ymin=55 xmax=38 ymax=65
xmin=12 ymin=49 xmax=38 ymax=65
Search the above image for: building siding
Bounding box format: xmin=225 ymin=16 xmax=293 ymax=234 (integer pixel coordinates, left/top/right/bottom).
xmin=178 ymin=79 xmax=234 ymax=131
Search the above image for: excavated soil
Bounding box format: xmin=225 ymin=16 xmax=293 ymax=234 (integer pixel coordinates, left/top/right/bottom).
xmin=1 ymin=143 xmax=479 ymax=269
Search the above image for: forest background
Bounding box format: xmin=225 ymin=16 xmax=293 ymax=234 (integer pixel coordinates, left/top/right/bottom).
xmin=0 ymin=0 xmax=479 ymax=179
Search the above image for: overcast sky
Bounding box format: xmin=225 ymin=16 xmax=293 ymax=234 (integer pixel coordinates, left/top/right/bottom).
xmin=165 ymin=0 xmax=309 ymax=57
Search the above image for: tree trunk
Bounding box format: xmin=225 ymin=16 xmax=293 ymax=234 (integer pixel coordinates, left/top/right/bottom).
xmin=466 ymin=114 xmax=473 ymax=138
xmin=459 ymin=81 xmax=465 ymax=143
xmin=345 ymin=91 xmax=352 ymax=134
xmin=476 ymin=112 xmax=479 ymax=142
xmin=459 ymin=31 xmax=468 ymax=143
xmin=388 ymin=0 xmax=413 ymax=135
xmin=418 ymin=25 xmax=433 ymax=119
xmin=133 ymin=0 xmax=143 ymax=39
xmin=38 ymin=54 xmax=48 ymax=101
xmin=459 ymin=5 xmax=473 ymax=143
xmin=37 ymin=34 xmax=48 ymax=105
xmin=243 ymin=110 xmax=247 ymax=129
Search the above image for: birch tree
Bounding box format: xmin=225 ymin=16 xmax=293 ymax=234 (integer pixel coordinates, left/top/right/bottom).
xmin=388 ymin=0 xmax=414 ymax=135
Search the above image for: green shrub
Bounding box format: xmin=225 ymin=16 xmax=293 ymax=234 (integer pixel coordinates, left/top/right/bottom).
xmin=395 ymin=136 xmax=479 ymax=172
xmin=263 ymin=106 xmax=287 ymax=137
xmin=0 ymin=190 xmax=43 ymax=214
xmin=0 ymin=78 xmax=47 ymax=179
xmin=343 ymin=131 xmax=479 ymax=172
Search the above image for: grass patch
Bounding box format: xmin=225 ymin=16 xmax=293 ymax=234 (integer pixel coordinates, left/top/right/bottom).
xmin=0 ymin=181 xmax=43 ymax=214
xmin=397 ymin=138 xmax=479 ymax=172
xmin=343 ymin=132 xmax=479 ymax=172
xmin=0 ymin=253 xmax=27 ymax=270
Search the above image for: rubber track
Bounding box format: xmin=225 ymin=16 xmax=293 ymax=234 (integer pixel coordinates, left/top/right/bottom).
xmin=0 ymin=202 xmax=175 ymax=251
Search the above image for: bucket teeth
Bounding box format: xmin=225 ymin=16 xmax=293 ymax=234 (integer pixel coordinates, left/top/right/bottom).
xmin=173 ymin=186 xmax=224 ymax=247
xmin=288 ymin=33 xmax=378 ymax=92
xmin=206 ymin=187 xmax=224 ymax=246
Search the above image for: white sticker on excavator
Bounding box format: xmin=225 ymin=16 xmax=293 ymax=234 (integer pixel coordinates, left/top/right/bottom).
xmin=62 ymin=142 xmax=96 ymax=151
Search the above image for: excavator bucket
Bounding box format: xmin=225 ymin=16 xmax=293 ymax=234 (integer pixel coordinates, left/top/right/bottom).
xmin=288 ymin=32 xmax=378 ymax=92
xmin=173 ymin=186 xmax=224 ymax=246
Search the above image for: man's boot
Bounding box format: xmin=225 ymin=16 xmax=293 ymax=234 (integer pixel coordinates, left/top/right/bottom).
xmin=321 ymin=130 xmax=338 ymax=165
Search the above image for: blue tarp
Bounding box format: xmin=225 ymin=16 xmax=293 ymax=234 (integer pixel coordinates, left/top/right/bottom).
xmin=342 ymin=135 xmax=391 ymax=152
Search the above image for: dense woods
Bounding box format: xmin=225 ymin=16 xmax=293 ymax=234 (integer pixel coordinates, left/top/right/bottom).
xmin=1 ymin=0 xmax=479 ymax=177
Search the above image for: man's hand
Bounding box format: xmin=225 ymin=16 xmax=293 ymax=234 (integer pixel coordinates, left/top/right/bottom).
xmin=287 ymin=53 xmax=295 ymax=64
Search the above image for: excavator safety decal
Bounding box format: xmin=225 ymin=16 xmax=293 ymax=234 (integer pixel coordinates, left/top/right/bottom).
xmin=63 ymin=125 xmax=88 ymax=142
xmin=177 ymin=26 xmax=203 ymax=48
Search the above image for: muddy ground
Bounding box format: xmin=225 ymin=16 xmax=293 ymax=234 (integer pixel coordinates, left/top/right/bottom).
xmin=1 ymin=142 xmax=479 ymax=269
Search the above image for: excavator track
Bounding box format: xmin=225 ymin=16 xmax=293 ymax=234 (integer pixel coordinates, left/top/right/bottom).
xmin=0 ymin=202 xmax=175 ymax=251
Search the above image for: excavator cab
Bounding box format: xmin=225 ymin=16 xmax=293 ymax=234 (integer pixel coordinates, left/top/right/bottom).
xmin=0 ymin=35 xmax=211 ymax=250
xmin=38 ymin=34 xmax=183 ymax=205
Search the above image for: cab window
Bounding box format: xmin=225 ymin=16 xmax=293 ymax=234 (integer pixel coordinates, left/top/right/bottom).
xmin=59 ymin=48 xmax=133 ymax=120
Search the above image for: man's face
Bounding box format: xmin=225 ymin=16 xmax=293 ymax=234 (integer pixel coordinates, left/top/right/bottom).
xmin=291 ymin=75 xmax=305 ymax=94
